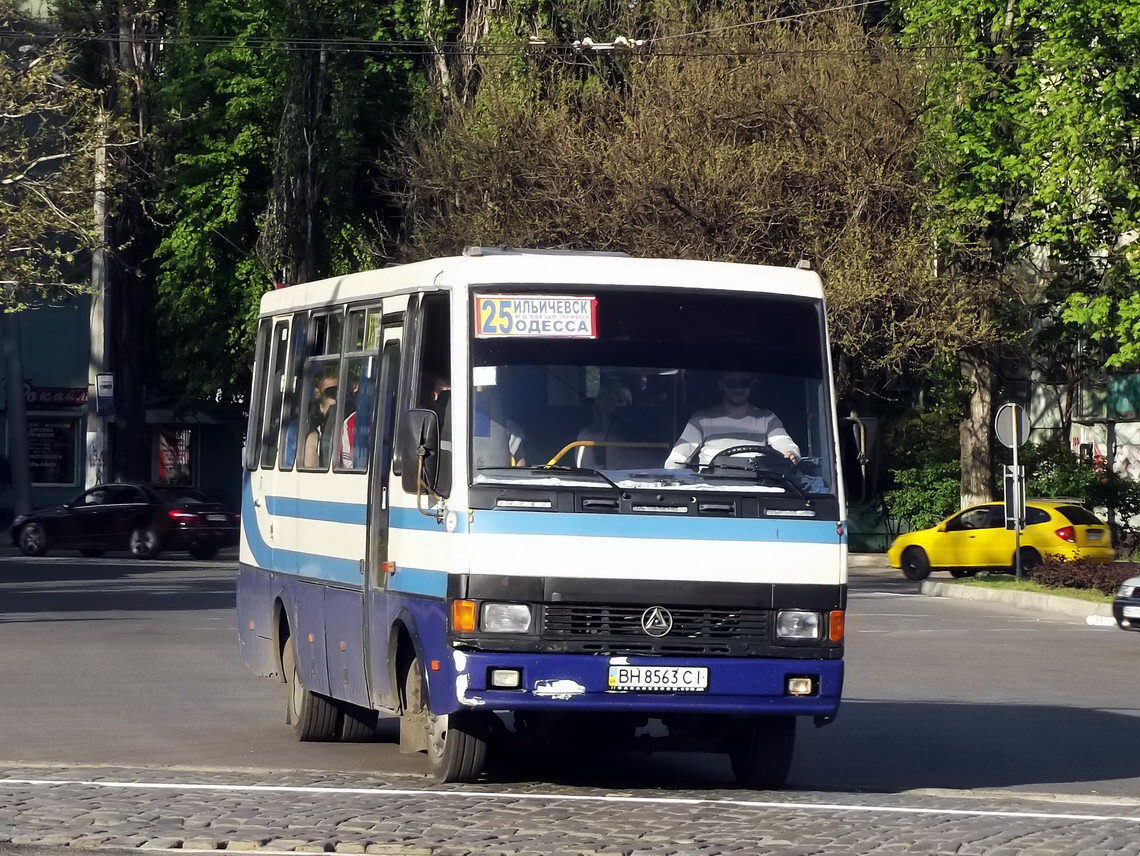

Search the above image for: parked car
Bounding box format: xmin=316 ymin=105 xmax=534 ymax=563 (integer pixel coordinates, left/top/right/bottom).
xmin=10 ymin=483 xmax=239 ymax=560
xmin=888 ymin=500 xmax=1114 ymax=581
xmin=1114 ymin=577 xmax=1140 ymax=632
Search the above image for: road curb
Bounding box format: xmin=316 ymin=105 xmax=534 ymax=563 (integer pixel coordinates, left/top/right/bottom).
xmin=919 ymin=580 xmax=1113 ymax=619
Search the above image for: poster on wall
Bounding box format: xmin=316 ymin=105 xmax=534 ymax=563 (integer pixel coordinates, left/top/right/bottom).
xmin=156 ymin=427 xmax=193 ymax=485
xmin=28 ymin=419 xmax=78 ymax=485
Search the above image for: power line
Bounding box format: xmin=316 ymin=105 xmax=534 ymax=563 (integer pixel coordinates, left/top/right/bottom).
xmin=0 ymin=27 xmax=1135 ymax=68
xmin=648 ymin=0 xmax=892 ymax=43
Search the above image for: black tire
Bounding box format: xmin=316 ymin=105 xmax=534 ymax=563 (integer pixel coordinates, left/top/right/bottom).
xmin=17 ymin=523 xmax=49 ymax=557
xmin=949 ymin=568 xmax=971 ymax=579
xmin=900 ymin=546 xmax=931 ymax=581
xmin=128 ymin=526 xmax=161 ymax=559
xmin=188 ymin=546 xmax=219 ymax=560
xmin=1017 ymin=547 xmax=1042 ymax=574
xmin=403 ymin=655 xmax=488 ymax=783
xmin=79 ymin=549 xmax=105 ymax=558
xmin=729 ymin=715 xmax=796 ymax=789
xmin=339 ymin=703 xmax=379 ymax=741
xmin=282 ymin=637 xmax=339 ymax=741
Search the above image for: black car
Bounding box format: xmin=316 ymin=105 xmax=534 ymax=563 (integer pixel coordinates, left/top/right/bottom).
xmin=1114 ymin=576 xmax=1140 ymax=632
xmin=10 ymin=483 xmax=239 ymax=560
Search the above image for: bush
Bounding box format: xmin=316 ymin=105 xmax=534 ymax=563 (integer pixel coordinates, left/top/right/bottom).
xmin=1031 ymin=559 xmax=1140 ymax=596
xmin=883 ymin=462 xmax=960 ymax=531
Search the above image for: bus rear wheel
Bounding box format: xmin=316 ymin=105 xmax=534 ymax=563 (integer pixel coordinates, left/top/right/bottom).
xmin=728 ymin=715 xmax=796 ymax=789
xmin=402 ymin=655 xmax=488 ymax=783
xmin=282 ymin=637 xmax=339 ymax=741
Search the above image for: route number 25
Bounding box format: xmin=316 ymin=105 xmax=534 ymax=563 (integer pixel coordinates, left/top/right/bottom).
xmin=479 ymin=299 xmax=514 ymax=335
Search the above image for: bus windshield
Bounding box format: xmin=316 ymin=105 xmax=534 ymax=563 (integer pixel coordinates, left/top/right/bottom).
xmin=469 ymin=287 xmax=836 ymax=495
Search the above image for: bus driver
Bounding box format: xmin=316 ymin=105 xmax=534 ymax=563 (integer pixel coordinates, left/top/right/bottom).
xmin=665 ymin=372 xmax=800 ymax=468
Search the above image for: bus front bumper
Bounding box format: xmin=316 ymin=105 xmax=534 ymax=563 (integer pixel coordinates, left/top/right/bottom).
xmin=448 ymin=651 xmax=843 ymax=717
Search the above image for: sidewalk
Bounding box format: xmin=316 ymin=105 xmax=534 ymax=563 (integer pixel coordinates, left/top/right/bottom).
xmin=919 ymin=579 xmax=1113 ymax=619
xmin=848 ymin=553 xmax=891 ymax=569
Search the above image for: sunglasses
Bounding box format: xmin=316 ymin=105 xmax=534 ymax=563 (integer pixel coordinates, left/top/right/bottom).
xmin=723 ymin=378 xmax=753 ymax=390
xmin=319 ymin=384 xmax=338 ymax=397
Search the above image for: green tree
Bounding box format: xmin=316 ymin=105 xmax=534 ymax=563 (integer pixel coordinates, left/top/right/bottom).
xmin=901 ymin=0 xmax=1140 ymax=504
xmin=0 ymin=2 xmax=102 ymax=308
xmin=0 ymin=1 xmax=109 ymax=511
xmin=393 ymin=0 xmax=997 ymax=381
xmin=150 ymin=0 xmax=419 ymax=405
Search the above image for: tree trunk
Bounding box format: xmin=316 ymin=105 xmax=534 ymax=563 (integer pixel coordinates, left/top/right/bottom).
xmin=959 ymin=350 xmax=996 ymax=507
xmin=2 ymin=311 xmax=31 ymax=516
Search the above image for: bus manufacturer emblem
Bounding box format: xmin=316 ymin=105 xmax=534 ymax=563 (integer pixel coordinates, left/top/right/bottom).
xmin=641 ymin=606 xmax=673 ymax=637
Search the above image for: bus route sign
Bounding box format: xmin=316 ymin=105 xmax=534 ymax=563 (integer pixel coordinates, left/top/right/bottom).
xmin=474 ymin=294 xmax=597 ymax=339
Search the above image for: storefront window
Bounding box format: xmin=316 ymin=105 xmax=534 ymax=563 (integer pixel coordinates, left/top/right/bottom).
xmin=27 ymin=417 xmax=79 ymax=485
xmin=156 ymin=427 xmax=194 ymax=484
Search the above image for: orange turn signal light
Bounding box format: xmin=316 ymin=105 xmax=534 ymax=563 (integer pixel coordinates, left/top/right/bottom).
xmin=829 ymin=610 xmax=845 ymax=642
xmin=451 ymin=599 xmax=477 ymax=633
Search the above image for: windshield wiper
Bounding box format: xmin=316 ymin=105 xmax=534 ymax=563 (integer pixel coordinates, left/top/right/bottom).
xmin=477 ymin=465 xmax=620 ymax=491
xmin=690 ymin=461 xmax=808 ymax=500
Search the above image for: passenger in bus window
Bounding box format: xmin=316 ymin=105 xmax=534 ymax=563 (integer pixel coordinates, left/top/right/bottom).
xmin=472 ymin=384 xmax=526 ymax=469
xmin=664 ymin=372 xmax=799 ymax=468
xmin=303 ymin=368 xmax=339 ymax=468
xmin=575 ymin=375 xmax=633 ymax=467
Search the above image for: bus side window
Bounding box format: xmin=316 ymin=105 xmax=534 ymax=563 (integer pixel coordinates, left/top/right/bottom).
xmin=245 ymin=319 xmax=271 ymax=470
xmin=277 ymin=312 xmax=309 ymax=470
xmin=297 ymin=311 xmax=344 ymax=472
xmin=259 ymin=320 xmax=290 ymax=468
xmin=415 ymin=293 xmax=451 ymax=495
xmin=335 ymin=306 xmax=382 ymax=472
xmin=392 ymin=295 xmax=420 ymax=477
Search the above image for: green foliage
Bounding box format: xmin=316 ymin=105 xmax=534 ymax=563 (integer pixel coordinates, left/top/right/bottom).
xmin=0 ymin=1 xmax=106 ymax=307
xmin=902 ymin=0 xmax=1140 ymax=365
xmin=883 ymin=462 xmax=961 ymax=531
xmin=396 ymin=0 xmax=998 ymax=374
xmin=1019 ymin=440 xmax=1140 ymax=546
xmin=148 ymin=0 xmax=420 ymax=404
xmin=1020 ymin=441 xmax=1098 ymax=499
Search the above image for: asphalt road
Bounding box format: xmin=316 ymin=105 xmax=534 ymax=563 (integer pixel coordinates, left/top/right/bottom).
xmin=0 ymin=550 xmax=1136 ymax=798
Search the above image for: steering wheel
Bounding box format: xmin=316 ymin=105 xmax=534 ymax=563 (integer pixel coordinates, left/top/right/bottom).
xmin=705 ymin=444 xmax=789 ymax=469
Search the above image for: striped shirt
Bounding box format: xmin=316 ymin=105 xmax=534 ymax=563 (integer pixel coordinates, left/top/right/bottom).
xmin=665 ymin=406 xmax=800 ymax=468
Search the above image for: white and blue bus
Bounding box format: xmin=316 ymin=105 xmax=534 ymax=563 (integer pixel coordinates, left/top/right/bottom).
xmin=237 ymin=248 xmax=847 ymax=785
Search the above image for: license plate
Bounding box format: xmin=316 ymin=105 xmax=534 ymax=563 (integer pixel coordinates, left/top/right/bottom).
xmin=607 ymin=666 xmax=708 ymax=692
xmin=207 ymin=514 xmax=227 ymax=522
xmin=1087 ymin=530 xmax=1103 ymax=541
xmin=1123 ymin=606 xmax=1140 ymax=618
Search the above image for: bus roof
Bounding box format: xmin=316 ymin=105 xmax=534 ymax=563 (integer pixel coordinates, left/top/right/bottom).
xmin=257 ymin=252 xmax=824 ymax=317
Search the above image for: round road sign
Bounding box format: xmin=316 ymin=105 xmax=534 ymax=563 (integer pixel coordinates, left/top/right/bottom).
xmin=995 ymin=402 xmax=1030 ymax=449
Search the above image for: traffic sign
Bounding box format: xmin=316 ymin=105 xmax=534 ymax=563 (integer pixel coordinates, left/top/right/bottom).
xmin=995 ymin=402 xmax=1029 ymax=449
xmin=1003 ymin=465 xmax=1025 ymax=530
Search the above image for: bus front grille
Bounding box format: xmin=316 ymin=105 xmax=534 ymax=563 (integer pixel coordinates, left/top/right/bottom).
xmin=541 ymin=604 xmax=769 ymax=656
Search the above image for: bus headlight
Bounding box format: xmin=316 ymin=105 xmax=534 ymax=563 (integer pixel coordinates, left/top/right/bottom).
xmin=481 ymin=603 xmax=532 ymax=633
xmin=776 ymin=610 xmax=821 ymax=640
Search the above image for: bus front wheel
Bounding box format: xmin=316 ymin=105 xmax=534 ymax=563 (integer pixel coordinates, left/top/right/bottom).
xmin=728 ymin=715 xmax=796 ymax=789
xmin=402 ymin=655 xmax=488 ymax=783
xmin=282 ymin=637 xmax=339 ymax=741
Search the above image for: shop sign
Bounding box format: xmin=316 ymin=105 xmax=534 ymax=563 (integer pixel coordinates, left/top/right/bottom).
xmin=24 ymin=383 xmax=89 ymax=408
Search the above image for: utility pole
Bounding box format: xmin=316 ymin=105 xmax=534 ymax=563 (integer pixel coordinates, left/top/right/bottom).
xmin=2 ymin=306 xmax=31 ymax=516
xmin=85 ymin=114 xmax=110 ymax=488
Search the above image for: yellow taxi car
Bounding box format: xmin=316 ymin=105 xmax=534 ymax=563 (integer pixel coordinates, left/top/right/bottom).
xmin=888 ymin=500 xmax=1114 ymax=581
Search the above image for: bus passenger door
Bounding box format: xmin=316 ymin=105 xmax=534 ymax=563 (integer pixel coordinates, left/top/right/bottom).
xmin=364 ymin=326 xmax=402 ymax=711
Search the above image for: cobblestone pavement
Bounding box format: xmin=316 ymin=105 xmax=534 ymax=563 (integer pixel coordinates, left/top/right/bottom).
xmin=2 ymin=763 xmax=1139 ymax=855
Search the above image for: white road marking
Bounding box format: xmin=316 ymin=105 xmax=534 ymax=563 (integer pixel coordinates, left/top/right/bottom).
xmin=0 ymin=777 xmax=1137 ymax=824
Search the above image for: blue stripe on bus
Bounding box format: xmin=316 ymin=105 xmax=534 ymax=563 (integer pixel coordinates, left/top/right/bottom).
xmin=388 ymin=506 xmax=468 ymax=533
xmin=243 ymin=479 xmax=363 ymax=585
xmin=265 ymin=496 xmax=367 ymax=525
xmin=386 ymin=566 xmax=449 ymax=598
xmin=469 ymin=509 xmax=841 ymax=543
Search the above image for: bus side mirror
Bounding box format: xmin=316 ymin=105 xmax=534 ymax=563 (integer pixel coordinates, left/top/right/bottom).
xmin=839 ymin=415 xmax=880 ymax=506
xmin=401 ymin=409 xmax=441 ymax=495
